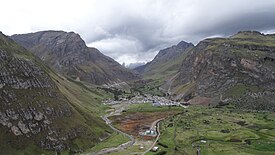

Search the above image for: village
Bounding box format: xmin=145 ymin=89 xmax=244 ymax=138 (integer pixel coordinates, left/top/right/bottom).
xmin=103 ymin=93 xmax=189 ymax=107
xmin=102 ymin=93 xmax=189 ymax=153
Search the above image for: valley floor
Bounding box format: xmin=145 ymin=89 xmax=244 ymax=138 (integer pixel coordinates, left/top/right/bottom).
xmin=83 ymin=102 xmax=275 ymax=155
xmin=154 ymin=105 xmax=275 ymax=155
xmin=83 ymin=103 xmax=183 ymax=155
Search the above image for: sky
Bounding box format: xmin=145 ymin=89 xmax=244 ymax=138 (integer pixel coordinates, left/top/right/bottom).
xmin=1 ymin=0 xmax=275 ymax=65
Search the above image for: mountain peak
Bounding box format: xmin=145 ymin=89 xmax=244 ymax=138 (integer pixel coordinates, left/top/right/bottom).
xmin=12 ymin=30 xmax=87 ymax=50
xmin=11 ymin=31 xmax=140 ymax=85
xmin=134 ymin=40 xmax=194 ymax=79
xmin=177 ymin=41 xmax=194 ymax=48
xmin=155 ymin=41 xmax=194 ymax=60
xmin=231 ymin=30 xmax=264 ymax=38
xmin=237 ymin=30 xmax=262 ymax=35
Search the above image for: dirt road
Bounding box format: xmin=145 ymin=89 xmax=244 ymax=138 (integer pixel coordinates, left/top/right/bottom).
xmin=91 ymin=105 xmax=135 ymax=155
xmin=141 ymin=118 xmax=164 ymax=155
xmin=90 ymin=104 xmax=169 ymax=155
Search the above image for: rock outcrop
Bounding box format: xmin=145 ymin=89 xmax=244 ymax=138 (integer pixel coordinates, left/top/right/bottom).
xmin=170 ymin=31 xmax=275 ymax=111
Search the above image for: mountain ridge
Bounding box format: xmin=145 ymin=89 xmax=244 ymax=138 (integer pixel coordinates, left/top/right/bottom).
xmin=11 ymin=31 xmax=140 ymax=85
xmin=134 ymin=41 xmax=194 ymax=81
xmin=168 ymin=31 xmax=275 ymax=111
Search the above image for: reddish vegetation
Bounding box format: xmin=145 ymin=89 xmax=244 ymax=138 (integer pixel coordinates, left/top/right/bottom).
xmin=111 ymin=111 xmax=176 ymax=140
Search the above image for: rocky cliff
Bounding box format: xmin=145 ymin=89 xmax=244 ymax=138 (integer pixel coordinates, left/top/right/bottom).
xmin=0 ymin=32 xmax=110 ymax=154
xmin=11 ymin=31 xmax=140 ymax=85
xmin=170 ymin=31 xmax=275 ymax=111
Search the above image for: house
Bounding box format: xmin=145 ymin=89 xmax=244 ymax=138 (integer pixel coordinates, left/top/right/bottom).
xmin=152 ymin=146 xmax=159 ymax=152
xmin=153 ymin=102 xmax=161 ymax=106
xmin=145 ymin=129 xmax=156 ymax=135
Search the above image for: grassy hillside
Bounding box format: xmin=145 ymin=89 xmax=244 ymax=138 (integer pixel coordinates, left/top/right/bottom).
xmin=49 ymin=72 xmax=111 ymax=116
xmin=138 ymin=42 xmax=194 ymax=83
xmin=0 ymin=32 xmax=113 ymax=154
xmin=143 ymin=50 xmax=190 ymax=81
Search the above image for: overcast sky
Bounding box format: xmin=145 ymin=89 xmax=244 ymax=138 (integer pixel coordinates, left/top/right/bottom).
xmin=1 ymin=0 xmax=275 ymax=65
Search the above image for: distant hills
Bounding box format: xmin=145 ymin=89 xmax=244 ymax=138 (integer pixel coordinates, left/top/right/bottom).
xmin=124 ymin=62 xmax=146 ymax=69
xmin=134 ymin=41 xmax=194 ymax=81
xmin=11 ymin=31 xmax=140 ymax=85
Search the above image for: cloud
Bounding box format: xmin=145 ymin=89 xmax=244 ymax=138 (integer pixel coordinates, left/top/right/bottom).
xmin=1 ymin=0 xmax=275 ymax=64
xmin=88 ymin=35 xmax=157 ymax=64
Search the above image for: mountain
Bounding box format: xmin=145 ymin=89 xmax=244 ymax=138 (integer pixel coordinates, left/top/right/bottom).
xmin=169 ymin=31 xmax=275 ymax=111
xmin=0 ymin=32 xmax=112 ymax=154
xmin=10 ymin=31 xmax=140 ymax=85
xmin=134 ymin=41 xmax=194 ymax=81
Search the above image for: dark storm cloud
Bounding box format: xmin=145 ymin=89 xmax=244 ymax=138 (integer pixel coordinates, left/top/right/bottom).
xmin=187 ymin=10 xmax=275 ymax=39
xmin=84 ymin=0 xmax=275 ymax=64
xmin=1 ymin=0 xmax=275 ymax=64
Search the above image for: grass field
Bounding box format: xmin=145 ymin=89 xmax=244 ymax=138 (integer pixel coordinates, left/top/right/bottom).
xmin=153 ymin=105 xmax=275 ymax=155
xmin=82 ymin=132 xmax=129 ymax=154
xmin=106 ymin=144 xmax=145 ymax=155
xmin=126 ymin=103 xmax=184 ymax=113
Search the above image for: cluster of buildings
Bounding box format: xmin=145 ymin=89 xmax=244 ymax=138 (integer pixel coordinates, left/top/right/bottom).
xmin=103 ymin=94 xmax=188 ymax=107
xmin=139 ymin=129 xmax=157 ymax=137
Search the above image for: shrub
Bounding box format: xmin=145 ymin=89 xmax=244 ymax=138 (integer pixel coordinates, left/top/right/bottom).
xmin=158 ymin=142 xmax=168 ymax=148
xmin=155 ymin=151 xmax=167 ymax=155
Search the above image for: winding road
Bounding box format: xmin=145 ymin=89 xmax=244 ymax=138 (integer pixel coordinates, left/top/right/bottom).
xmin=141 ymin=118 xmax=164 ymax=155
xmin=91 ymin=104 xmax=167 ymax=155
xmin=92 ymin=106 xmax=135 ymax=155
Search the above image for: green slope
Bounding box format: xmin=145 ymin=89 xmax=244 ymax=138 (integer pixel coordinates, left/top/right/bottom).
xmin=0 ymin=32 xmax=112 ymax=154
xmin=136 ymin=41 xmax=194 ymax=83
